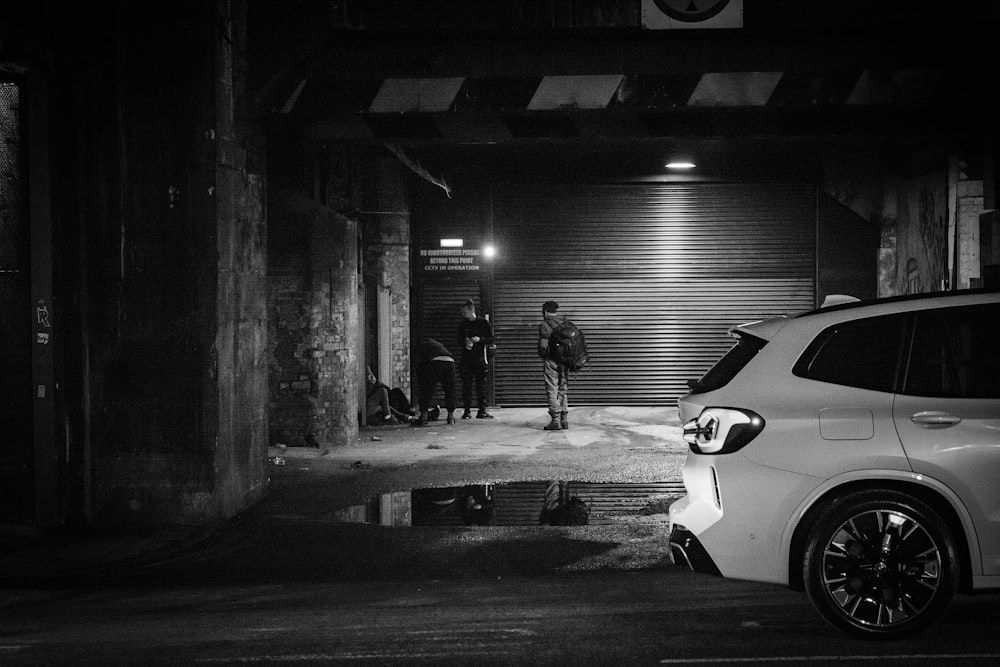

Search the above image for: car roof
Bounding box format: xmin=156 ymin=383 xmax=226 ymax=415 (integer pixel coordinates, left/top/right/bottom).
xmin=730 ymin=288 xmax=998 ymax=342
xmin=795 ymin=287 xmax=999 ymax=319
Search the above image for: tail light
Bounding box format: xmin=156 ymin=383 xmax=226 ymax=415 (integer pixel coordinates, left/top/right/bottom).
xmin=683 ymin=407 xmax=765 ymax=455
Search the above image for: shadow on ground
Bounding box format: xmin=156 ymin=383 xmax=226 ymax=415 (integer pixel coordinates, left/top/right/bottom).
xmin=59 ymin=515 xmax=676 ymax=589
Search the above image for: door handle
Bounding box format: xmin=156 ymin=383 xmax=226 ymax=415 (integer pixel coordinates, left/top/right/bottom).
xmin=911 ymin=411 xmax=962 ymax=426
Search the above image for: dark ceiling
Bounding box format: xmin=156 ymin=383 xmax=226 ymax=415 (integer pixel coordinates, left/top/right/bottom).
xmin=253 ymin=1 xmax=999 ymax=152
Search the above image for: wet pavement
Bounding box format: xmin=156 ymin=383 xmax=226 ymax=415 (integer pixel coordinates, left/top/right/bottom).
xmin=265 ymin=406 xmax=686 ymax=512
xmin=7 ymin=406 xmax=1000 ymax=666
xmin=334 ymin=481 xmax=683 ymax=527
xmin=1 ymin=406 xmax=686 ymax=587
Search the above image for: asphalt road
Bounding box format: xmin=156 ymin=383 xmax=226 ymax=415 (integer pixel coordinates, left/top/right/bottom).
xmin=3 ymin=570 xmax=999 ymax=666
xmin=3 ymin=411 xmax=997 ymax=665
xmin=3 ymin=499 xmax=999 ymax=667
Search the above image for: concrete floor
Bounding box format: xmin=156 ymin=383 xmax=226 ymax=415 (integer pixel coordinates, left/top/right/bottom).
xmin=265 ymin=406 xmax=686 ymax=511
xmin=2 ymin=406 xmax=687 ymax=587
xmin=285 ymin=405 xmax=683 ymax=463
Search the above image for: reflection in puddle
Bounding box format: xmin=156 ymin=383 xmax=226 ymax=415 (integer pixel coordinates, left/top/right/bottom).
xmin=331 ymin=481 xmax=683 ymax=527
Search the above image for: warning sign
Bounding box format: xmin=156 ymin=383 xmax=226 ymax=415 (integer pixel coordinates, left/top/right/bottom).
xmin=419 ymin=248 xmax=482 ymax=274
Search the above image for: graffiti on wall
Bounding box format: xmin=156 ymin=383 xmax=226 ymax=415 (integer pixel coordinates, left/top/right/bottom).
xmin=896 ymin=171 xmax=947 ymax=295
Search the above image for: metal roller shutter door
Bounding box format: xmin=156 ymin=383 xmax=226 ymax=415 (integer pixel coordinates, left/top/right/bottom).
xmin=491 ymin=183 xmax=817 ymax=406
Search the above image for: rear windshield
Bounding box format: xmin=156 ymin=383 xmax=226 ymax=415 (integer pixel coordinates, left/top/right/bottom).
xmin=687 ymin=333 xmax=767 ymax=394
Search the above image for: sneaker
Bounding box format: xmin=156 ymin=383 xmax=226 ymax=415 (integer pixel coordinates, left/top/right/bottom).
xmin=476 ymin=410 xmax=495 ymax=419
xmin=461 ymin=410 xmax=472 ymax=419
xmin=411 ymin=417 xmax=427 ymax=427
xmin=446 ymin=415 xmax=456 ymax=425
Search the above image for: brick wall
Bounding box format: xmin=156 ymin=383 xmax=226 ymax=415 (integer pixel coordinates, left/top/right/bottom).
xmin=263 ymin=141 xmax=420 ymax=447
xmin=362 ymin=159 xmax=412 ymax=397
xmin=268 ymin=197 xmax=360 ymax=449
xmin=391 ymin=254 xmax=412 ymax=396
xmin=268 ymin=274 xmax=314 ymax=446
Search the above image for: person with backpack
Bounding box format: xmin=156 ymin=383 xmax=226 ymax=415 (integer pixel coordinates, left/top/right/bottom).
xmin=538 ymin=301 xmax=569 ymax=430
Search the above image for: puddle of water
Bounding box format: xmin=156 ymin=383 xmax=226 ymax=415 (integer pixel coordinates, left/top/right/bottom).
xmin=330 ymin=481 xmax=684 ymax=527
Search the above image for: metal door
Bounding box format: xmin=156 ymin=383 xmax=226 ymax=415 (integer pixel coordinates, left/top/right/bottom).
xmin=491 ymin=182 xmax=817 ymax=405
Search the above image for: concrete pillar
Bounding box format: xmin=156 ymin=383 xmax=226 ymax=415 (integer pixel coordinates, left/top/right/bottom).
xmin=362 ymin=159 xmax=411 ymax=397
xmin=956 ymin=179 xmax=984 ymax=289
xmin=308 ymin=208 xmax=360 ymax=450
xmin=213 ymin=166 xmax=269 ymax=516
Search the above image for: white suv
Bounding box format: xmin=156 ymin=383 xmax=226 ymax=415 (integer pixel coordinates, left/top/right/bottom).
xmin=668 ymin=289 xmax=999 ymax=638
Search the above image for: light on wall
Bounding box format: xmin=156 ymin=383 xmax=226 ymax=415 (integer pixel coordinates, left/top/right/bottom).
xmin=440 ymin=238 xmax=463 ymax=248
xmin=665 ymin=161 xmax=696 ymax=170
xmin=482 ymin=244 xmax=497 ymax=260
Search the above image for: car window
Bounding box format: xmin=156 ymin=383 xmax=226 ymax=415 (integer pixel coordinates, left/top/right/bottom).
xmin=902 ymin=303 xmax=1000 ymax=399
xmin=793 ymin=314 xmax=907 ymax=392
xmin=687 ymin=333 xmax=767 ymax=394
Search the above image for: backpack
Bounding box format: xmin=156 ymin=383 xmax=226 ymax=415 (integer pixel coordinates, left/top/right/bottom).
xmin=549 ymin=319 xmax=590 ymax=372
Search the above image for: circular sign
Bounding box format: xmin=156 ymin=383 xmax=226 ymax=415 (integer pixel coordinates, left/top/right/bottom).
xmin=652 ymin=0 xmax=732 ymax=23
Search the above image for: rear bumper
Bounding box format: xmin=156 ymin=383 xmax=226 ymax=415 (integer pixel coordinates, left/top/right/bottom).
xmin=669 ymin=524 xmax=722 ymax=577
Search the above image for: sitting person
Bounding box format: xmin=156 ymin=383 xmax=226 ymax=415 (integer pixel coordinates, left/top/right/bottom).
xmin=365 ymin=367 xmax=411 ymax=425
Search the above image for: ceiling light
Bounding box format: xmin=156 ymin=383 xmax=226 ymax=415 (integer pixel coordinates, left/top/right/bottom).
xmin=666 ymin=161 xmax=696 ymax=170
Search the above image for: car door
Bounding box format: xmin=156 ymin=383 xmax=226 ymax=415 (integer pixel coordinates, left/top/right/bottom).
xmin=893 ymin=302 xmax=1000 ymax=577
xmin=748 ymin=312 xmax=912 ymax=478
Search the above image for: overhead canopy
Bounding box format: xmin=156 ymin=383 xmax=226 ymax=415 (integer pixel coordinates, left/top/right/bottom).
xmin=260 ymin=23 xmax=993 ymax=146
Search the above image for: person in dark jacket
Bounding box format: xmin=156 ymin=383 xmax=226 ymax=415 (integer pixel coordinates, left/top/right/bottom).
xmin=365 ymin=366 xmax=411 ymax=425
xmin=456 ymin=299 xmax=495 ymax=419
xmin=537 ymin=300 xmax=569 ymax=430
xmin=413 ymin=337 xmax=457 ymax=426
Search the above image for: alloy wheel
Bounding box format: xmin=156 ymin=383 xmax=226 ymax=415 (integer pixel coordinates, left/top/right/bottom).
xmin=818 ymin=507 xmax=943 ymax=629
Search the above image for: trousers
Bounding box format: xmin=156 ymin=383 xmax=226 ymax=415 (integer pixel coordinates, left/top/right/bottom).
xmin=543 ymin=359 xmax=568 ymax=416
xmin=460 ymin=356 xmax=489 ymax=410
xmin=416 ymin=360 xmax=456 ymax=412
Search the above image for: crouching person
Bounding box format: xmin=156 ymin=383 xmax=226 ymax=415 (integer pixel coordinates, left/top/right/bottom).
xmin=413 ymin=338 xmax=457 ymax=426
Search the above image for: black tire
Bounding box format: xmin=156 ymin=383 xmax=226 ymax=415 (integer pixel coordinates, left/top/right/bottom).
xmin=802 ymin=489 xmax=959 ymax=639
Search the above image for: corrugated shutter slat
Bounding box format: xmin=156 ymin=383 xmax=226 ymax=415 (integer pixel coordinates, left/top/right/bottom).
xmin=491 ymin=183 xmax=816 ymax=406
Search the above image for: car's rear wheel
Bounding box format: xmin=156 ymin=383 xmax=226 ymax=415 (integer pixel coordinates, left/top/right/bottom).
xmin=803 ymin=489 xmax=959 ymax=639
